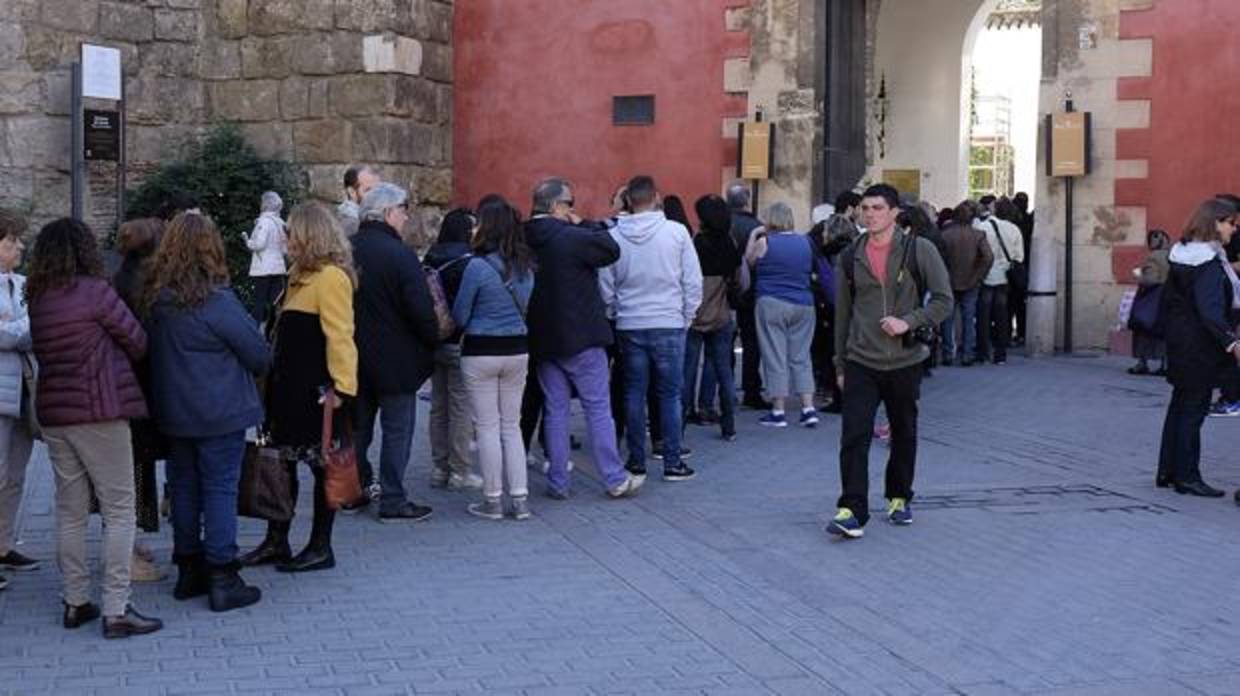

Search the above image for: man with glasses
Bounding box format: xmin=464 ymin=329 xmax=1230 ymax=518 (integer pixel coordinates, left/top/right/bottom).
xmin=351 ymin=183 xmax=440 ymax=521
xmin=525 ymin=178 xmax=646 ymax=499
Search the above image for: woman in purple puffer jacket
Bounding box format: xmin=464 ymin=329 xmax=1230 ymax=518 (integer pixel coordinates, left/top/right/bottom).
xmin=26 ymin=218 xmax=163 ymax=640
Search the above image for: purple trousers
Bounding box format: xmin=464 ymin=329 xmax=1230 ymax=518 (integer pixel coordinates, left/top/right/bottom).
xmin=537 ymin=347 xmax=629 ymax=494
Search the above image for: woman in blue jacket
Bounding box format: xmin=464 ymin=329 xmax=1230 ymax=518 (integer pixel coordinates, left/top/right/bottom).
xmin=145 ymin=213 xmax=271 ymax=612
xmin=452 ymin=197 xmax=535 ymax=521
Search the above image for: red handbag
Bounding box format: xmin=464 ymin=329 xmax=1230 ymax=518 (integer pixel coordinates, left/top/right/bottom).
xmin=320 ymin=391 xmax=363 ymax=510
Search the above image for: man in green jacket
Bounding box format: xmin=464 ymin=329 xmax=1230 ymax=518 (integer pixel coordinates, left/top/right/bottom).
xmin=828 ymin=184 xmax=953 ymax=539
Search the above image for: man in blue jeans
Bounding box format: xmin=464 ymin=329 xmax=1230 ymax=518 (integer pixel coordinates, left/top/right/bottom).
xmin=600 ymin=176 xmax=703 ymax=481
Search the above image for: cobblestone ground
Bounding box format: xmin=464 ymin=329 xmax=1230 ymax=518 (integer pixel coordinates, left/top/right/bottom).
xmin=4 ymin=355 xmax=1240 ymax=695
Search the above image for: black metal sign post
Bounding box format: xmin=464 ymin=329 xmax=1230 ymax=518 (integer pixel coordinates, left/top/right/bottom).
xmin=71 ymin=44 xmax=126 ymax=229
xmin=1044 ymin=91 xmax=1092 ymax=354
xmin=70 ymin=62 xmax=84 ymax=220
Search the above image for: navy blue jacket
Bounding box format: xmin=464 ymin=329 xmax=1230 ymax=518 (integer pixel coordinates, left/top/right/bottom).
xmin=1164 ymin=252 xmax=1238 ymax=391
xmin=147 ymin=288 xmax=271 ymax=438
xmin=525 ymin=216 xmax=620 ymax=359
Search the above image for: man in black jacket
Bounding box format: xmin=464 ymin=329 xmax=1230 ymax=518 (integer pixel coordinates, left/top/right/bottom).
xmin=525 ymin=177 xmax=644 ymax=500
xmin=726 ymin=182 xmax=767 ymax=409
xmin=350 ymin=183 xmax=441 ymax=521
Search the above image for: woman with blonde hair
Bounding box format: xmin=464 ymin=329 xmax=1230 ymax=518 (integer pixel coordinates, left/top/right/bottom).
xmin=240 ymin=202 xmax=358 ymax=573
xmin=145 ymin=212 xmax=270 ymax=612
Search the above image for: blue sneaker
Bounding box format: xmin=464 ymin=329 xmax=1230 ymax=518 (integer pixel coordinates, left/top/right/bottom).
xmin=826 ymin=508 xmax=864 ymax=539
xmin=887 ymin=498 xmax=912 ymax=526
xmin=1209 ymin=401 xmax=1240 ymax=417
xmin=799 ymin=409 xmax=819 ymax=428
xmin=759 ymin=412 xmax=788 ymax=428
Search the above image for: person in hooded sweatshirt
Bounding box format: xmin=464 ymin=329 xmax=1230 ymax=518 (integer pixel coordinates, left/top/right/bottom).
xmin=1155 ymin=198 xmax=1240 ymax=498
xmin=599 ymin=176 xmax=703 ymax=482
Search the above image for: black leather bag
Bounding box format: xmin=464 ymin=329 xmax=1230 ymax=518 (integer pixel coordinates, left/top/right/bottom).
xmin=237 ymin=438 xmax=293 ymax=521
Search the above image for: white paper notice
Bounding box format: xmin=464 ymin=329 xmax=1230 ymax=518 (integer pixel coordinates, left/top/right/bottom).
xmin=81 ymin=44 xmax=122 ymax=100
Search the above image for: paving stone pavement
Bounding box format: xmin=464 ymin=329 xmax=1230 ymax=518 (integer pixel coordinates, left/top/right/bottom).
xmin=4 ymin=354 xmax=1240 ymax=695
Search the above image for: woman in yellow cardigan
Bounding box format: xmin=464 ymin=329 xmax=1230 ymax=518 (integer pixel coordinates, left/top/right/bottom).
xmin=240 ymin=202 xmax=358 ymax=573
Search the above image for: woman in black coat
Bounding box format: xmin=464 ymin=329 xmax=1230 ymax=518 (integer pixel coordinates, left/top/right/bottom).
xmin=1156 ymin=199 xmax=1240 ymax=496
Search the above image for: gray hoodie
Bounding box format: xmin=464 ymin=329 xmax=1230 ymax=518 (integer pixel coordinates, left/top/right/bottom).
xmin=599 ymin=211 xmax=703 ymax=331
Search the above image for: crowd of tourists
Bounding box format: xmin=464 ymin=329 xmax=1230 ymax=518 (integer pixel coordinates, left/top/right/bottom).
xmin=3 ymin=161 xmax=1234 ymax=639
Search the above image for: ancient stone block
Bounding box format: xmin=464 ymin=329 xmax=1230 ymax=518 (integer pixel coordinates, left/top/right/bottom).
xmin=247 ymin=0 xmax=333 ymax=36
xmin=279 ymin=76 xmax=309 ymax=120
xmin=1 ymin=116 xmax=69 ymax=168
xmin=0 ymin=73 xmax=43 ymax=115
xmin=0 ymin=1 xmax=40 ymax=23
xmin=155 ymin=9 xmax=200 ymax=42
xmin=0 ymin=23 xmax=25 ymax=67
xmin=127 ymin=123 xmax=199 ymax=164
xmin=240 ymin=122 xmax=294 ymax=159
xmin=334 ymin=0 xmax=413 ymax=34
xmin=351 ymin=117 xmax=436 ymax=164
xmin=305 ymin=163 xmax=346 ymax=200
xmin=198 ymin=40 xmax=242 ymax=80
xmin=40 ymin=0 xmax=99 ymax=33
xmin=99 ymin=2 xmax=154 ymax=43
xmin=409 ymin=165 xmax=450 ymax=205
xmin=32 ymin=169 xmax=71 ymax=220
xmin=141 ymin=41 xmax=198 ymax=77
xmin=419 ymin=42 xmax=451 ymax=83
xmin=411 ymin=0 xmax=452 ymax=45
xmin=167 ymin=0 xmax=203 ymax=8
xmin=208 ymin=80 xmax=280 ymax=122
xmin=293 ymin=119 xmax=352 ymax=163
xmin=362 ymin=34 xmax=422 ymax=75
xmin=435 ymin=83 xmax=452 ymax=126
xmin=328 ymin=74 xmax=396 ymax=117
xmin=128 ymin=75 xmax=206 ymax=124
xmin=0 ymin=167 xmax=34 ymax=206
xmin=290 ymin=32 xmax=363 ymax=75
xmin=241 ymin=36 xmax=291 ymax=79
xmin=216 ymin=0 xmax=247 ymax=38
xmin=393 ymin=76 xmax=437 ymax=123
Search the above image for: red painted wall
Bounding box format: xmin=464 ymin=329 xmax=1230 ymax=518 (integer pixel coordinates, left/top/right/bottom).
xmin=453 ymin=1 xmax=749 ymax=222
xmin=1118 ymin=0 xmax=1240 ymax=236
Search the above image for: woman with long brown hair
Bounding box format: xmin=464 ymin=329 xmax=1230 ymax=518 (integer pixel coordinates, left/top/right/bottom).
xmin=144 ymin=212 xmax=271 ymax=612
xmin=451 ymin=196 xmax=535 ymax=520
xmin=27 ymin=218 xmax=162 ymax=638
xmin=1156 ymin=199 xmax=1240 ymax=496
xmin=240 ymin=202 xmax=358 ymax=573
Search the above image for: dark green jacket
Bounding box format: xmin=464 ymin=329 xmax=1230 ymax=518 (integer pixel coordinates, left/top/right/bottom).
xmin=834 ymin=229 xmax=954 ymax=372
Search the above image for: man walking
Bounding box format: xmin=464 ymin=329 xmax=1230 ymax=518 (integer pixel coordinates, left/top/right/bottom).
xmin=351 ymin=183 xmax=440 ymax=521
xmin=601 ymin=176 xmax=703 ymax=481
xmin=829 ymin=184 xmax=952 ymax=539
xmin=940 ymin=202 xmax=993 ymax=366
xmin=525 ymin=178 xmax=645 ymax=499
xmin=726 ymin=182 xmax=767 ymax=409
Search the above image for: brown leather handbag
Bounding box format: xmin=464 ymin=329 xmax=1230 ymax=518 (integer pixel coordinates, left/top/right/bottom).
xmin=320 ymin=391 xmax=362 ymax=510
xmin=237 ymin=436 xmax=294 ymax=521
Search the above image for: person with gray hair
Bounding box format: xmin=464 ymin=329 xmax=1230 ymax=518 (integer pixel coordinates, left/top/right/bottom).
xmin=743 ymin=202 xmax=819 ymax=428
xmin=726 ymin=181 xmax=769 ymax=409
xmin=242 ymin=190 xmax=287 ymax=325
xmin=349 ymin=181 xmax=440 ymax=520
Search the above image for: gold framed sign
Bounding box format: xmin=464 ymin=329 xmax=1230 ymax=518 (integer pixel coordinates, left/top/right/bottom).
xmin=737 ymin=121 xmax=773 ymax=180
xmin=1046 ymin=111 xmax=1091 ymax=177
xmin=882 ymin=169 xmax=921 ymax=199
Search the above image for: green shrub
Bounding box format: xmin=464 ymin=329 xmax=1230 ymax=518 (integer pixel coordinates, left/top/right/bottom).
xmin=126 ymin=124 xmax=305 ymax=303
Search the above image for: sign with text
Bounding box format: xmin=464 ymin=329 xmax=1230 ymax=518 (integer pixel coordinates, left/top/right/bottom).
xmin=84 ymin=109 xmax=120 ymax=161
xmin=81 ymin=44 xmax=122 ymax=100
xmin=1047 ymin=111 xmax=1091 ymax=177
xmin=737 ymin=121 xmax=773 ymax=180
xmin=882 ymin=169 xmax=921 ymax=199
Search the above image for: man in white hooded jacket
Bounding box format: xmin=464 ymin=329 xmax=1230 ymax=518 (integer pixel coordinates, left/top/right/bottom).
xmin=600 ymin=176 xmax=703 ymax=481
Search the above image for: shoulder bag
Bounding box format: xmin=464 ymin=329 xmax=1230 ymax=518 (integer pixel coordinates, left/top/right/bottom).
xmin=989 ymin=219 xmax=1028 ymax=294
xmin=321 ymin=390 xmax=362 ymax=510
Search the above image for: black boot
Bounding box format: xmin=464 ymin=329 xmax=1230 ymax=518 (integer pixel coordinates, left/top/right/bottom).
xmin=239 ymin=522 xmax=291 ymax=567
xmin=208 ymin=561 xmax=262 ymax=613
xmin=277 ymin=481 xmax=335 ymax=573
xmin=172 ymin=553 xmax=209 ymax=601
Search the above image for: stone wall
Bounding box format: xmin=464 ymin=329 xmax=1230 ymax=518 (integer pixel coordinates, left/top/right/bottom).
xmin=0 ymin=0 xmax=453 ymax=235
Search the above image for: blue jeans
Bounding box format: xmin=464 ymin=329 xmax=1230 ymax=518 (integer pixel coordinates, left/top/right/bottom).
xmin=942 ymin=286 xmax=979 ymax=361
xmin=618 ymin=329 xmax=686 ymax=468
xmin=355 ymin=391 xmax=418 ymax=511
xmin=167 ymin=431 xmax=247 ymax=566
xmin=538 ymin=347 xmax=629 ymax=494
xmin=684 ymin=323 xmax=736 ymax=435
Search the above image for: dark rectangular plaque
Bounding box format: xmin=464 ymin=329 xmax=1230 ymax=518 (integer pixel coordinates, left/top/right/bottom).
xmin=84 ymin=109 xmax=120 ymax=161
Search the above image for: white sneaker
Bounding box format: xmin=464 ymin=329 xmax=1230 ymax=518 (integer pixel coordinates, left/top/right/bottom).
xmin=448 ymin=472 xmax=483 ymax=490
xmin=607 ymin=472 xmax=645 ymax=499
